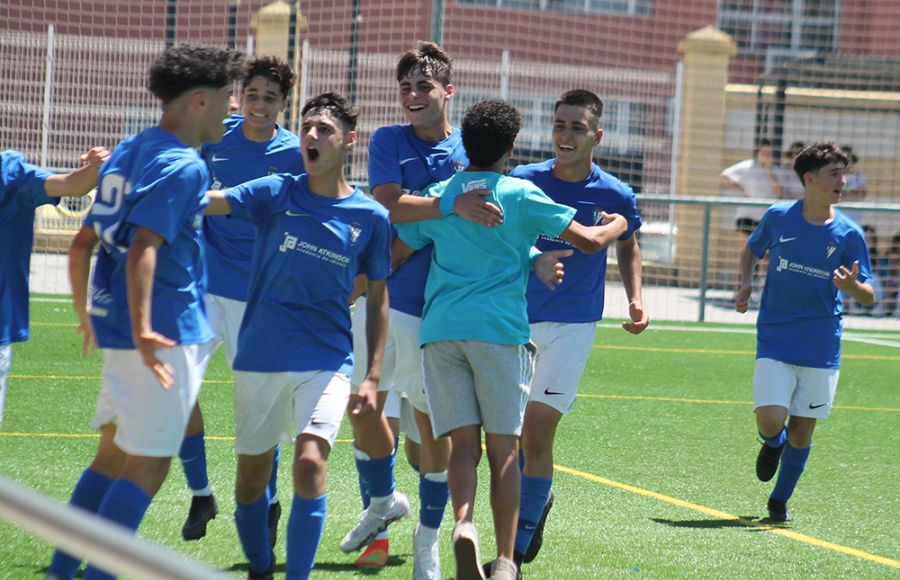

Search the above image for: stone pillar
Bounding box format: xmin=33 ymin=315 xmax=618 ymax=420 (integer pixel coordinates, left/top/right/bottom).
xmin=674 ymin=26 xmax=736 ymax=287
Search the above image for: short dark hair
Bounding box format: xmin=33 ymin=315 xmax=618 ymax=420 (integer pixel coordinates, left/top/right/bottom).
xmin=396 ymin=41 xmax=452 ymax=86
xmin=244 ymin=55 xmax=295 ymax=99
xmin=301 ymin=92 xmax=358 ymax=132
xmin=793 ymin=141 xmax=849 ymax=182
xmin=148 ymin=44 xmax=244 ymax=104
xmin=462 ymin=99 xmax=521 ymax=168
xmin=555 ymin=89 xmax=603 ymax=129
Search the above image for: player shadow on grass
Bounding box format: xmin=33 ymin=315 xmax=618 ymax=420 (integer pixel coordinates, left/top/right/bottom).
xmin=226 ymin=555 xmax=407 ymax=576
xmin=651 ymin=516 xmax=788 ymax=530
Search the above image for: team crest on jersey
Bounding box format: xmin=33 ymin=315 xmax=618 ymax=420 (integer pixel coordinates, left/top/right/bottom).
xmin=210 ymin=179 xmax=222 ymax=190
xmin=454 ymin=160 xmax=466 ymax=173
xmin=825 ymin=241 xmax=837 ymax=259
xmin=267 ymin=166 xmax=278 ymax=175
xmin=593 ymin=207 xmax=605 ymax=225
xmin=349 ymin=222 xmax=362 ymax=244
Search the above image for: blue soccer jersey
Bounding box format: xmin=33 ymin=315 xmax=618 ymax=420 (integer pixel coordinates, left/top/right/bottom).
xmin=201 ymin=115 xmax=304 ymax=301
xmin=225 ymin=174 xmax=392 ymax=375
xmin=512 ymin=160 xmax=642 ymax=323
xmin=368 ymin=125 xmax=467 ymax=317
xmin=85 ymin=127 xmax=214 ymax=349
xmin=749 ymin=201 xmax=872 ymax=369
xmin=0 ymin=150 xmax=57 ymax=346
xmin=395 ymin=172 xmax=576 ymax=346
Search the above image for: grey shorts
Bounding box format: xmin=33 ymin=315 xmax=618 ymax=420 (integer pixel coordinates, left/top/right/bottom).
xmin=422 ymin=340 xmax=534 ymax=438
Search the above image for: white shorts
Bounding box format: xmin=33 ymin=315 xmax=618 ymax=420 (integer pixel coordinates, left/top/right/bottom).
xmin=752 ymin=358 xmax=840 ymax=419
xmin=91 ymin=345 xmax=211 ymax=457
xmin=0 ymin=344 xmax=11 ymax=423
xmin=382 ymin=389 xmax=421 ymax=445
xmin=351 ymin=298 xmax=428 ymax=412
xmin=203 ymin=293 xmax=247 ymax=367
xmin=529 ymin=321 xmax=596 ymax=415
xmin=233 ymin=370 xmax=350 ymax=455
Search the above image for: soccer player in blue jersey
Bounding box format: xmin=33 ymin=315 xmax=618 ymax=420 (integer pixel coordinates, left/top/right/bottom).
xmin=503 ymin=89 xmax=648 ymax=570
xmin=204 ymin=92 xmax=392 ymax=580
xmin=394 ymin=99 xmax=628 ymax=580
xmin=341 ymin=41 xmax=501 ymax=576
xmin=178 ymin=54 xmax=304 ymax=544
xmin=735 ymin=142 xmax=874 ymax=523
xmin=0 ymin=147 xmax=108 ymax=424
xmin=46 ymin=44 xmax=244 ymax=580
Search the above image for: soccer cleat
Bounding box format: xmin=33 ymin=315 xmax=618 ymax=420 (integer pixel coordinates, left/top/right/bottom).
xmin=339 ymin=491 xmax=409 ymax=553
xmin=267 ymin=502 xmax=282 ymax=548
xmin=413 ymin=523 xmax=440 ymax=579
xmin=452 ymin=521 xmax=485 ymax=580
xmin=766 ymin=498 xmax=793 ymax=523
xmin=181 ymin=494 xmax=218 ymax=541
xmin=489 ymin=556 xmax=521 ymax=580
xmin=523 ymin=489 xmax=554 ymax=563
xmin=354 ymin=538 xmax=389 ymax=568
xmin=756 ymin=442 xmax=785 ymax=482
xmin=247 ymin=551 xmax=275 ymax=580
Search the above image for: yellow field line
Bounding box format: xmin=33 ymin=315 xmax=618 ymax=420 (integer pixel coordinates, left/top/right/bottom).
xmin=594 ymin=344 xmax=900 ymax=362
xmin=2 ymin=429 xmax=896 ymax=569
xmin=553 ymin=463 xmax=900 ymax=569
xmin=575 ymin=392 xmax=900 ymax=412
xmin=9 ymin=374 xmax=898 ymax=412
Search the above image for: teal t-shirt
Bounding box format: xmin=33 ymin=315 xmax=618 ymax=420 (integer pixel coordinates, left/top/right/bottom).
xmin=395 ymin=171 xmax=576 ymax=346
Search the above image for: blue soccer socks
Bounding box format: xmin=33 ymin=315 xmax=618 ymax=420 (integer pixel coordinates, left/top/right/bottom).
xmin=760 ymin=426 xmax=787 ymax=449
xmin=179 ymin=431 xmax=210 ymax=495
xmin=48 ymin=469 xmax=114 ymax=579
xmin=355 ymin=445 xmax=396 ymax=500
xmin=82 ymin=479 xmax=152 ymax=580
xmin=419 ymin=471 xmax=449 ymax=530
xmin=515 ymin=474 xmax=552 ymax=556
xmin=770 ymin=443 xmax=811 ymax=502
xmin=286 ymin=494 xmax=327 ymax=579
xmin=235 ymin=492 xmax=272 ymax=575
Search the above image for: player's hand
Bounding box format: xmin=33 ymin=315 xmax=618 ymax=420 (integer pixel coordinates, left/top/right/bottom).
xmin=735 ymin=283 xmax=752 ymax=313
xmin=534 ymin=249 xmax=573 ymax=290
xmin=134 ymin=331 xmax=176 ymax=390
xmin=454 ymin=190 xmax=503 ymax=227
xmin=622 ymin=301 xmax=649 ymax=334
xmin=80 ymin=147 xmax=110 ymax=168
xmin=76 ymin=319 xmax=97 ymax=357
xmin=833 ymin=260 xmax=860 ymax=291
xmin=349 ymin=379 xmax=378 ymax=416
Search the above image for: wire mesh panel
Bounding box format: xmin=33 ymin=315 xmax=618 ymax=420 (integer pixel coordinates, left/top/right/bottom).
xmin=2 ymin=0 xmax=899 ymax=328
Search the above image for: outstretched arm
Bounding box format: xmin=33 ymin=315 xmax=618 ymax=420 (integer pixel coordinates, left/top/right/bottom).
xmin=68 ymin=226 xmax=100 ymax=356
xmin=127 ymin=227 xmax=176 ymax=389
xmin=204 ymin=190 xmax=233 ymax=215
xmin=559 ymin=212 xmax=628 ymax=254
xmin=616 ymin=236 xmax=649 ymax=334
xmin=44 ymin=147 xmax=110 ymax=197
xmin=372 ymin=182 xmax=502 ymax=226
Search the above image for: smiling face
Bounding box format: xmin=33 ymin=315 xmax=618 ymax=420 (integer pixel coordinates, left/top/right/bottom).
xmin=552 ymin=104 xmax=601 ymax=169
xmin=804 ymin=161 xmax=846 ymax=203
xmin=398 ymin=68 xmax=453 ymax=129
xmin=299 ymin=109 xmax=355 ymax=176
xmin=240 ymin=75 xmax=287 ymax=141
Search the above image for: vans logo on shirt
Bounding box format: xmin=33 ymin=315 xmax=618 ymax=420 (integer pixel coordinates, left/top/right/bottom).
xmin=825 ymin=241 xmax=837 ymax=260
xmin=462 ymin=179 xmax=488 ymax=193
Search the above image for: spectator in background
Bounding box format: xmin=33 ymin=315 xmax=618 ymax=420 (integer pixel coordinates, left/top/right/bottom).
xmin=721 ymin=139 xmax=784 ymax=239
xmin=778 ymin=141 xmax=806 ymax=199
xmin=884 ymin=233 xmax=900 ymax=318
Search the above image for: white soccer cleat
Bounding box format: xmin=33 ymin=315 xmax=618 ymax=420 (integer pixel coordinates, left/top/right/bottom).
xmin=412 ymin=523 xmax=441 ymax=580
xmin=339 ymin=491 xmax=410 ymax=553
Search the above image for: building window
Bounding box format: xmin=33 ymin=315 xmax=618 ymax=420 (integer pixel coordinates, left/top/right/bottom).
xmin=457 ymin=0 xmax=653 ymax=16
xmin=717 ymin=0 xmax=840 ymax=59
